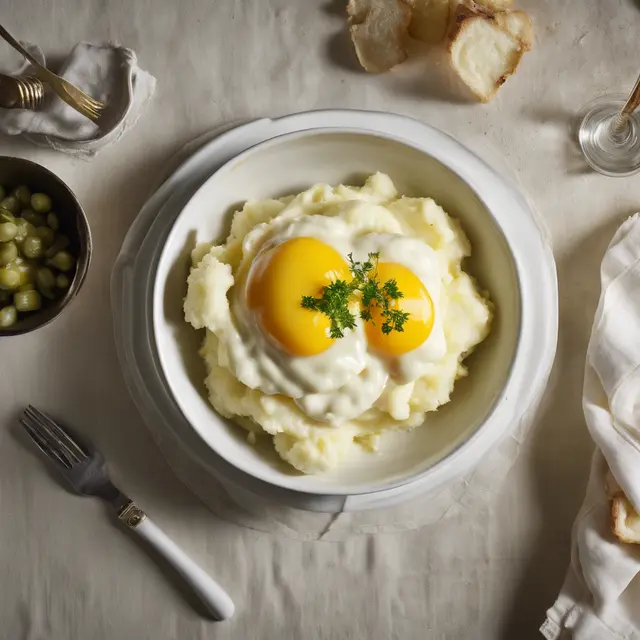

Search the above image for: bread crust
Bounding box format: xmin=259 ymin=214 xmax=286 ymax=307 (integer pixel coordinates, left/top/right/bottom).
xmin=611 ymin=492 xmax=640 ymax=545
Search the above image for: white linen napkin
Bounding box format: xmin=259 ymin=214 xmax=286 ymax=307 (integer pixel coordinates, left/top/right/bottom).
xmin=0 ymin=41 xmax=155 ymax=158
xmin=542 ymin=214 xmax=640 ymax=640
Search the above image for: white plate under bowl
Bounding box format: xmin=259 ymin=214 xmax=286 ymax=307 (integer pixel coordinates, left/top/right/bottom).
xmin=152 ymin=123 xmax=553 ymax=496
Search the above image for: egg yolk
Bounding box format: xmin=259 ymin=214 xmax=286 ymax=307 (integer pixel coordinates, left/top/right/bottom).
xmin=365 ymin=262 xmax=434 ymax=356
xmin=247 ymin=237 xmax=350 ymax=356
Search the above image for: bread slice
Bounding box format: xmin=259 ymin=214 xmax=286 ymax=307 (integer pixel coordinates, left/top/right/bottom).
xmin=408 ymin=0 xmax=452 ymax=44
xmin=347 ymin=0 xmax=413 ymax=73
xmin=449 ymin=14 xmax=525 ymax=102
xmin=612 ymin=493 xmax=640 ymax=544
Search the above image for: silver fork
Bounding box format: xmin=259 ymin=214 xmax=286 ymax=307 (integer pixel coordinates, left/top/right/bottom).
xmin=0 ymin=24 xmax=105 ymax=121
xmin=20 ymin=405 xmax=234 ymax=621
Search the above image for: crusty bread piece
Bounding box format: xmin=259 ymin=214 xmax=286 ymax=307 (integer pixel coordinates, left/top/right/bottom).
xmin=347 ymin=0 xmax=412 ymax=73
xmin=493 ymin=10 xmax=533 ymax=50
xmin=449 ymin=14 xmax=524 ymax=102
xmin=612 ymin=493 xmax=640 ymax=545
xmin=408 ymin=0 xmax=452 ymax=44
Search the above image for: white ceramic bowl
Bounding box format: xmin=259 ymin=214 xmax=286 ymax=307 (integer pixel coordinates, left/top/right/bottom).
xmin=153 ymin=125 xmax=555 ymax=497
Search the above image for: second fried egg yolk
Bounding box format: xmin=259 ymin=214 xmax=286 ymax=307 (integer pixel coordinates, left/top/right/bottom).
xmin=365 ymin=262 xmax=434 ymax=356
xmin=247 ymin=237 xmax=350 ymax=356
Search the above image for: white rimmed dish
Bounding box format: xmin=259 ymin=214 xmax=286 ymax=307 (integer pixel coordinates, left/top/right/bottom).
xmin=151 ymin=122 xmax=555 ymax=498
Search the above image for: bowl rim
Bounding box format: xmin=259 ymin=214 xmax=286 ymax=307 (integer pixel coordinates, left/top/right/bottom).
xmin=0 ymin=156 xmax=92 ymax=337
xmin=152 ymin=124 xmax=538 ymax=496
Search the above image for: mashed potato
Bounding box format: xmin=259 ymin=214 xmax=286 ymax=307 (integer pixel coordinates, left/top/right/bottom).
xmin=184 ymin=173 xmax=492 ymax=474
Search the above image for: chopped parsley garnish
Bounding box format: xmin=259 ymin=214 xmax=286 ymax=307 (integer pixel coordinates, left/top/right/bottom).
xmin=301 ymin=252 xmax=410 ymax=339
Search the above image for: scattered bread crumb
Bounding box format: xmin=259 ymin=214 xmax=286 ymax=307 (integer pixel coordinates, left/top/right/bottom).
xmin=347 ymin=0 xmax=412 ymax=73
xmin=407 ymin=0 xmax=452 ymax=44
xmin=612 ymin=493 xmax=640 ymax=545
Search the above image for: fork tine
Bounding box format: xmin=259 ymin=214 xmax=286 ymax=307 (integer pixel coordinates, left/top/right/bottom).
xmin=59 ymin=81 xmax=104 ymax=112
xmin=82 ymin=102 xmax=101 ymax=118
xmin=73 ymin=98 xmax=101 ymax=121
xmin=25 ymin=405 xmax=88 ymax=462
xmin=80 ymin=106 xmax=99 ymax=121
xmin=22 ymin=409 xmax=77 ymax=467
xmin=25 ymin=406 xmax=87 ymax=462
xmin=21 ymin=418 xmax=72 ymax=469
xmin=27 ymin=406 xmax=87 ymax=460
xmin=55 ymin=85 xmax=102 ymax=122
xmin=60 ymin=91 xmax=99 ymax=120
xmin=83 ymin=94 xmax=104 ymax=110
xmin=63 ymin=81 xmax=104 ymax=110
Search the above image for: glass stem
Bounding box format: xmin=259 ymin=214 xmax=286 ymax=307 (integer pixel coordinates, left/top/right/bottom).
xmin=611 ymin=112 xmax=632 ymax=143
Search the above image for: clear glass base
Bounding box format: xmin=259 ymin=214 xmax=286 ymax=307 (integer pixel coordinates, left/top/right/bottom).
xmin=578 ymin=94 xmax=640 ymax=177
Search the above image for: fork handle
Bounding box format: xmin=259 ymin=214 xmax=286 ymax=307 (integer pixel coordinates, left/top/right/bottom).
xmin=119 ymin=504 xmax=234 ymax=620
xmin=0 ymin=25 xmax=42 ymax=68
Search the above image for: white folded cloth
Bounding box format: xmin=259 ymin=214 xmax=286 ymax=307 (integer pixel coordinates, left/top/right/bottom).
xmin=0 ymin=41 xmax=155 ymax=158
xmin=542 ymin=215 xmax=640 ymax=639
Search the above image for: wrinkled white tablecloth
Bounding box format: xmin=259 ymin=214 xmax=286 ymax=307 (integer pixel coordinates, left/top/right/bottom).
xmin=542 ymin=216 xmax=640 ymax=640
xmin=2 ymin=0 xmax=640 ymax=638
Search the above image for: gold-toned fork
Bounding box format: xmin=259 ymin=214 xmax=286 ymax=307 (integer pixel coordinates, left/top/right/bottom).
xmin=0 ymin=23 xmax=105 ymax=121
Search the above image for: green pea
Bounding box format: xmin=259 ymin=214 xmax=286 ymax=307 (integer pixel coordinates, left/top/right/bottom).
xmin=14 ymin=259 xmax=37 ymax=286
xmin=14 ymin=219 xmax=36 ymax=244
xmin=47 ymin=250 xmax=74 ymax=272
xmin=0 ymin=196 xmax=19 ymax=213
xmin=30 ymin=193 xmax=52 ymax=213
xmin=35 ymin=226 xmax=55 ymax=247
xmin=11 ymin=185 xmax=31 ymax=207
xmin=13 ymin=289 xmax=41 ymax=312
xmin=46 ymin=212 xmax=59 ymax=231
xmin=21 ymin=236 xmax=44 ymax=259
xmin=56 ymin=273 xmax=70 ymax=289
xmin=45 ymin=234 xmax=69 ymax=258
xmin=36 ymin=266 xmax=56 ymax=292
xmin=0 ymin=208 xmax=14 ymax=224
xmin=18 ymin=283 xmax=35 ymax=292
xmin=0 ymin=305 xmax=17 ymax=328
xmin=0 ymin=222 xmax=17 ymax=242
xmin=21 ymin=209 xmax=46 ymax=228
xmin=0 ymin=266 xmax=21 ymax=290
xmin=0 ymin=241 xmax=18 ymax=266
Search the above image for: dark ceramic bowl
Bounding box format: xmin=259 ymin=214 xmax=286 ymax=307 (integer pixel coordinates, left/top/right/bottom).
xmin=0 ymin=156 xmax=91 ymax=336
